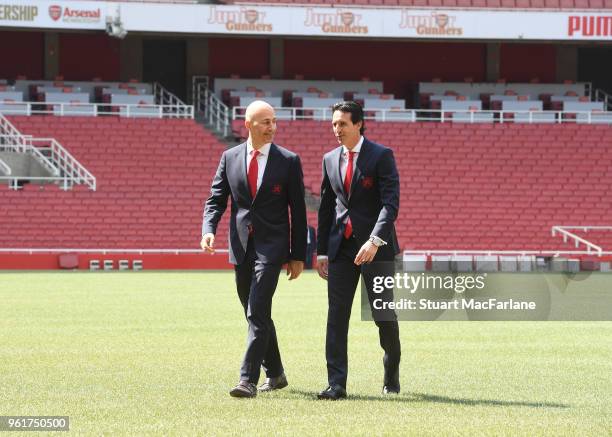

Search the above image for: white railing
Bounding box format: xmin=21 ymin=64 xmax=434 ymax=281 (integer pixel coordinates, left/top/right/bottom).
xmin=26 ymin=140 xmax=59 ymax=176
xmin=231 ymin=106 xmax=612 ymax=124
xmin=0 ymin=101 xmax=194 ymax=119
xmin=28 ymin=138 xmax=97 ymax=190
xmin=0 ymin=158 xmax=11 ymax=175
xmin=551 ymin=225 xmax=612 ymax=255
xmin=193 ymin=76 xmax=230 ymax=137
xmin=192 ymin=75 xmax=209 ymax=106
xmin=403 ymin=249 xmax=611 ymax=256
xmin=0 ymin=113 xmax=28 ymax=152
xmin=594 ymin=89 xmax=612 ymax=111
xmin=0 ymin=113 xmax=96 ymax=190
xmin=0 ymin=248 xmax=229 ymax=254
xmin=153 ymin=82 xmax=194 ymax=118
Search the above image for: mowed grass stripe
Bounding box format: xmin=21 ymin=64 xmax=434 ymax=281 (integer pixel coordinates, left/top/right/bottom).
xmin=0 ymin=271 xmax=611 ymax=436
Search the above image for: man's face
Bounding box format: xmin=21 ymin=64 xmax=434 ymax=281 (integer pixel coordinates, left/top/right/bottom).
xmin=332 ymin=110 xmax=361 ymax=147
xmin=246 ymin=106 xmax=276 ymax=145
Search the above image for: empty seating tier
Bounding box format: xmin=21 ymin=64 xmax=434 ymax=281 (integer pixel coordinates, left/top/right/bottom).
xmin=263 ymin=121 xmax=612 ymax=251
xmin=0 ymin=116 xmax=229 ymax=249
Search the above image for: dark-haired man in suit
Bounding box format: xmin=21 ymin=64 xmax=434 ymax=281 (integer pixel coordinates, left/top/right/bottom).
xmin=317 ymin=101 xmax=401 ymax=400
xmin=201 ymin=100 xmax=307 ymax=398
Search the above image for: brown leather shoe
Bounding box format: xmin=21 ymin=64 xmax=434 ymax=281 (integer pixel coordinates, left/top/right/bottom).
xmin=229 ymin=380 xmax=257 ymax=398
xmin=258 ymin=373 xmax=288 ymax=392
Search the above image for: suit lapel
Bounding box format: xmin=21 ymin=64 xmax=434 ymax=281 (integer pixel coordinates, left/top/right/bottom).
xmin=349 ymin=139 xmax=368 ymax=199
xmin=329 ymin=146 xmax=347 ymax=205
xmin=235 ymin=142 xmax=251 ymax=202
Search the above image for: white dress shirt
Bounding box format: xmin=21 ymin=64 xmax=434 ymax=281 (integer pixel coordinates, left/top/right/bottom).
xmin=246 ymin=141 xmax=271 ymax=191
xmin=340 ymin=136 xmax=364 ymax=185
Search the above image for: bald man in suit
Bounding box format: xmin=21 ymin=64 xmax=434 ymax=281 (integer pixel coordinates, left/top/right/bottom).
xmin=201 ymin=101 xmax=307 ymax=398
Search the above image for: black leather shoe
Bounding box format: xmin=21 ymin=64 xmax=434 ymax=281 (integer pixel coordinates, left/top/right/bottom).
xmin=384 ymin=367 xmax=400 ymax=394
xmin=317 ymin=385 xmax=347 ymax=400
xmin=383 ymin=385 xmax=400 ymax=394
xmin=259 ymin=373 xmax=288 ymax=392
xmin=229 ymin=380 xmax=257 ymax=398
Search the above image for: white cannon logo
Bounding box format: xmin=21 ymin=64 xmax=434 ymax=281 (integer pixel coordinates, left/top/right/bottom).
xmin=304 ymin=8 xmax=368 ymax=34
xmin=399 ymin=11 xmax=463 ymax=36
xmin=207 ymin=6 xmax=273 ymax=32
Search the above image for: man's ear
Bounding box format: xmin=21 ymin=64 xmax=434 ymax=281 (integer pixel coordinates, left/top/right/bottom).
xmin=244 ymin=119 xmax=251 ymax=130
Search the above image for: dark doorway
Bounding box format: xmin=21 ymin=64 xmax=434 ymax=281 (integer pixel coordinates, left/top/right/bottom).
xmin=143 ymin=39 xmax=186 ymax=101
xmin=578 ymin=46 xmax=612 ymax=95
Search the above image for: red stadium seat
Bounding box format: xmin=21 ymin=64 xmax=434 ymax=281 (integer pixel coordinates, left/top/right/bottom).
xmin=1 ymin=116 xmax=230 ymax=250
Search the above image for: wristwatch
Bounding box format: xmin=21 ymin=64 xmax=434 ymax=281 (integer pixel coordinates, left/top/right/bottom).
xmin=368 ymin=236 xmax=386 ymax=247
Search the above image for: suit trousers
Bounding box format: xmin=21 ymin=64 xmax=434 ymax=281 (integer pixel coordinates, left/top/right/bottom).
xmin=326 ymin=236 xmax=401 ymax=389
xmin=234 ymin=238 xmax=284 ymax=383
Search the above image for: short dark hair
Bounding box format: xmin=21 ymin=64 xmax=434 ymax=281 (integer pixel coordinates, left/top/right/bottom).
xmin=332 ymin=101 xmax=365 ymax=135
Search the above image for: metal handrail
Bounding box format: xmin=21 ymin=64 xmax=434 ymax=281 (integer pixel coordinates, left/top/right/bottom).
xmin=28 ymin=138 xmax=96 ymax=190
xmin=0 ymin=158 xmax=11 ymax=175
xmin=194 ymin=80 xmax=230 ymax=137
xmin=554 ymin=226 xmax=612 ymax=231
xmin=0 ymin=101 xmax=194 ymax=119
xmin=403 ymin=249 xmax=612 ymax=256
xmin=27 ymin=144 xmax=59 ymax=176
xmin=153 ymin=82 xmax=194 ymax=118
xmin=552 ymin=225 xmax=612 ymax=255
xmin=0 ymin=114 xmax=28 ymax=152
xmin=594 ymin=89 xmax=612 ymax=111
xmin=231 ymin=106 xmax=612 ymax=124
xmin=0 ymin=113 xmax=96 ymax=190
xmin=192 ymin=75 xmax=209 ymax=107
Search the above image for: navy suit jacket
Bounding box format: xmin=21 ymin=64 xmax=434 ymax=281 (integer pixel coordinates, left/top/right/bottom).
xmin=317 ymin=137 xmax=400 ymax=262
xmin=202 ymin=142 xmax=307 ymax=265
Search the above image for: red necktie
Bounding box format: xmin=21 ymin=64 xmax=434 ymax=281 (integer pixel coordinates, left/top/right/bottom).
xmin=343 ymin=151 xmax=355 ymax=239
xmin=248 ymin=150 xmax=260 ymax=199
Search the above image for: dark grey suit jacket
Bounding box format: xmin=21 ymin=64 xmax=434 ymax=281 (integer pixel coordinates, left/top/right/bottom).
xmin=317 ymin=137 xmax=400 ymax=262
xmin=203 ymin=142 xmax=307 ymax=265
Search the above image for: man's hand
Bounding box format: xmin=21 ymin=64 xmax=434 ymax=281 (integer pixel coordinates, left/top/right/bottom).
xmin=354 ymin=240 xmax=378 ymax=265
xmin=286 ymin=260 xmax=304 ymax=280
xmin=200 ymin=233 xmax=215 ymax=254
xmin=317 ymin=258 xmax=328 ymax=280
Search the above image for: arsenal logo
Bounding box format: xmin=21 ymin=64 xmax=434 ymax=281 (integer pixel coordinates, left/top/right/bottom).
xmin=341 ymin=12 xmax=354 ymax=26
xmin=435 ymin=13 xmax=449 ymax=28
xmin=272 ymin=184 xmax=282 ymax=194
xmin=49 ymin=5 xmax=62 ymax=21
xmin=245 ymin=9 xmax=259 ymax=24
xmin=361 ymin=176 xmax=374 ymax=189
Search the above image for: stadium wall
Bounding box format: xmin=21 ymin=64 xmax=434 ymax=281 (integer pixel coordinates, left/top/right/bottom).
xmin=0 ymin=30 xmax=44 ymax=79
xmin=500 ymin=43 xmax=557 ymax=82
xmin=59 ymin=33 xmax=121 ymax=81
xmin=1 ymin=31 xmax=583 ymax=98
xmin=208 ymin=37 xmax=270 ymax=79
xmin=0 ymin=253 xmax=233 ymax=270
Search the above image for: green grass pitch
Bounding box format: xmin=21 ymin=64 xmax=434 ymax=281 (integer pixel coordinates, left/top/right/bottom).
xmin=1 ymin=271 xmax=611 ymax=436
